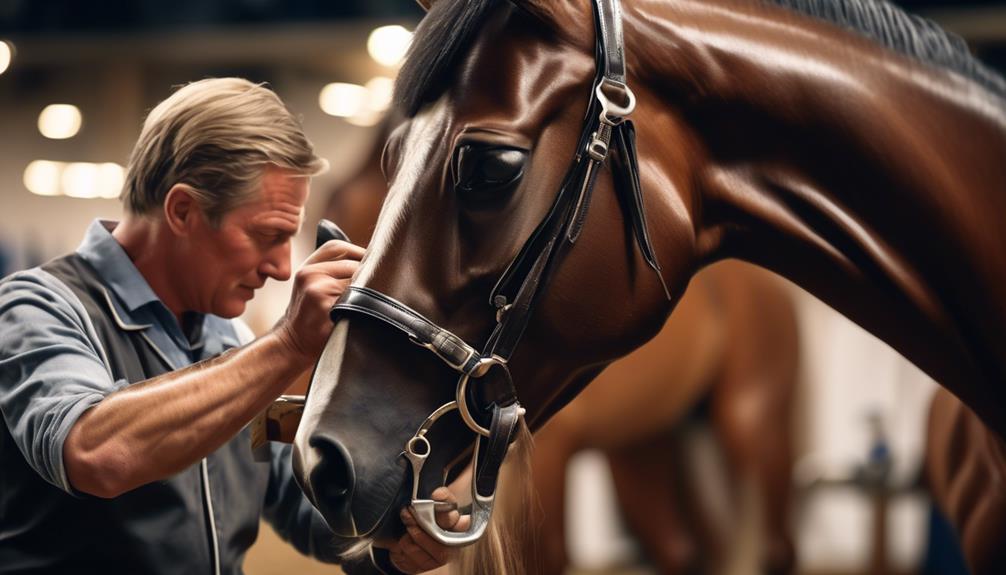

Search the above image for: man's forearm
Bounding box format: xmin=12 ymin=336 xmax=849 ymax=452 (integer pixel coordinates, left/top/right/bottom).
xmin=64 ymin=331 xmax=310 ymax=497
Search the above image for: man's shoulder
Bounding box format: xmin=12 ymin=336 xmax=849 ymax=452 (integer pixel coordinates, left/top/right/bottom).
xmin=0 ymin=263 xmax=80 ymax=310
xmin=0 ymin=263 xmax=100 ymax=358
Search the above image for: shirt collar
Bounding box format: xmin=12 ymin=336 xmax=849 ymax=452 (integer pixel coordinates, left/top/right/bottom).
xmin=76 ymin=219 xmax=161 ymax=313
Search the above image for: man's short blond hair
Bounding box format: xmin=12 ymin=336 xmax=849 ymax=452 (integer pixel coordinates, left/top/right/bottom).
xmin=122 ymin=78 xmax=327 ymax=225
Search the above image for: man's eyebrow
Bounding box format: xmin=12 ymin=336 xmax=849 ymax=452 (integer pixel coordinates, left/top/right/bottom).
xmin=252 ymin=219 xmax=300 ymax=235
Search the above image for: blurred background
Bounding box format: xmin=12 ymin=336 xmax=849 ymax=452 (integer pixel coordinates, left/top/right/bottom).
xmin=0 ymin=1 xmax=1003 ymax=574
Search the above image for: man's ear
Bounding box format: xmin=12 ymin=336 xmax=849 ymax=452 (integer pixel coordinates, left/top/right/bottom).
xmin=163 ymin=184 xmax=200 ymax=236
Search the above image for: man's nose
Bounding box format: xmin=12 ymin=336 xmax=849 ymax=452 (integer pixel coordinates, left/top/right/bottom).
xmin=260 ymin=243 xmax=292 ymax=281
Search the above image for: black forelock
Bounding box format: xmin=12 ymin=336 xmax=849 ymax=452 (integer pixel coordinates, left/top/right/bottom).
xmin=394 ymin=0 xmax=502 ymax=117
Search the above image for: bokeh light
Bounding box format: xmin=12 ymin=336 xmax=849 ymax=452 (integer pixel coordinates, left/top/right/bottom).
xmin=38 ymin=104 xmax=83 ymax=139
xmin=367 ymin=25 xmax=412 ymax=67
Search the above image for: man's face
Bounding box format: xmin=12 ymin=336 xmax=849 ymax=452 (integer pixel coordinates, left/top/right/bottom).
xmin=186 ymin=166 xmax=309 ymax=318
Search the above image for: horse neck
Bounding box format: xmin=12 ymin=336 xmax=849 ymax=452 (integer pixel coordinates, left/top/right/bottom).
xmin=626 ymin=0 xmax=1006 ymax=435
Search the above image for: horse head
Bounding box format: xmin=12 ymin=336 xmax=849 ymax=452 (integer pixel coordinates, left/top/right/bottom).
xmin=293 ymin=0 xmax=696 ymax=551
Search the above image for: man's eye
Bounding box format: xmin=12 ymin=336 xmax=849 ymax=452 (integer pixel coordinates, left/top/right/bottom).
xmin=452 ymin=144 xmax=528 ymax=203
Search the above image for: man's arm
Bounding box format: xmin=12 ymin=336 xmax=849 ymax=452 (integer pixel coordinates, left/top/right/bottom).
xmin=64 ymin=331 xmax=309 ymax=497
xmin=63 ymin=239 xmax=362 ymax=498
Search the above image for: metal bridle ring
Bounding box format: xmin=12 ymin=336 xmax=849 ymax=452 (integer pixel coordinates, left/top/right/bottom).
xmin=407 ymin=435 xmax=431 ymax=457
xmin=456 ymin=357 xmax=507 ymax=436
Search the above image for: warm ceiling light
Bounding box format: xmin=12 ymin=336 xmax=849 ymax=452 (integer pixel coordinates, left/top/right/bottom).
xmin=346 ymin=111 xmax=383 ymax=128
xmin=62 ymin=162 xmax=101 ymax=198
xmin=0 ymin=41 xmax=11 ymax=76
xmin=319 ymin=83 xmax=368 ymax=118
xmin=38 ymin=104 xmax=83 ymax=139
xmin=23 ymin=160 xmax=124 ymax=198
xmin=96 ymin=163 xmax=125 ymax=199
xmin=24 ymin=161 xmax=65 ymax=196
xmin=365 ymin=76 xmax=395 ymax=112
xmin=367 ymin=25 xmax=412 ymax=67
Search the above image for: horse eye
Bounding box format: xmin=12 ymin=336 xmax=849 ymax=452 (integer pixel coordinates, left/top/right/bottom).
xmin=453 ymin=144 xmax=528 ymax=202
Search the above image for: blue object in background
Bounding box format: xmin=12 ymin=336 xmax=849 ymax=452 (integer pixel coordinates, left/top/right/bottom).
xmin=921 ymin=504 xmax=972 ymax=575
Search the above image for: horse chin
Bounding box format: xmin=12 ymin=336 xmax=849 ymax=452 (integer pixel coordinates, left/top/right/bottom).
xmin=345 ymin=477 xmax=412 ymax=542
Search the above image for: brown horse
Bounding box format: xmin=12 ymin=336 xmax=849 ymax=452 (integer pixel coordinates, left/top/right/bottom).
xmin=528 ymin=260 xmax=798 ymax=575
xmin=293 ymin=0 xmax=1006 ymax=571
xmin=323 ymin=122 xmax=799 ymax=574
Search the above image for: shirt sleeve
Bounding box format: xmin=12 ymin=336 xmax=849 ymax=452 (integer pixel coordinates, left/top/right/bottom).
xmin=262 ymin=442 xmax=405 ymax=575
xmin=0 ymin=270 xmax=125 ymax=493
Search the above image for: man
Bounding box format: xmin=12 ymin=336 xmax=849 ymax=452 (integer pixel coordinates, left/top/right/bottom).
xmin=0 ymin=78 xmax=460 ymax=574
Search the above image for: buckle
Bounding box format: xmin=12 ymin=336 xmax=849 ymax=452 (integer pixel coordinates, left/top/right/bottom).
xmin=596 ymin=79 xmax=636 ymax=123
xmin=410 ymin=330 xmax=477 ymax=373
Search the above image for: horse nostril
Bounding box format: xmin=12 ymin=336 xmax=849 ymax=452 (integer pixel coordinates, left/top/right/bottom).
xmin=308 ymin=435 xmax=355 ymax=502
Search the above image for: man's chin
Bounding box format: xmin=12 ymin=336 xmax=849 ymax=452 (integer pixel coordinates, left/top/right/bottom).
xmin=216 ymin=299 xmax=248 ymax=319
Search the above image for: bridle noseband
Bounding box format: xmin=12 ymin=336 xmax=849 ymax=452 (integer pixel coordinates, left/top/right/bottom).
xmin=329 ymin=0 xmax=668 ymax=546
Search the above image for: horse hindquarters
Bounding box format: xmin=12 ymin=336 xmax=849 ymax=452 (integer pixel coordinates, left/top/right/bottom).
xmin=926 ymin=389 xmax=1006 ymax=575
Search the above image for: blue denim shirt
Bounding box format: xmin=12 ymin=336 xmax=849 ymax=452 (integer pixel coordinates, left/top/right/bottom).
xmin=0 ymin=220 xmax=358 ymax=573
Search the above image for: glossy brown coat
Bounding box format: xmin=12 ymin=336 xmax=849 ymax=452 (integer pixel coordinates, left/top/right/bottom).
xmin=293 ymin=0 xmax=1006 ymax=563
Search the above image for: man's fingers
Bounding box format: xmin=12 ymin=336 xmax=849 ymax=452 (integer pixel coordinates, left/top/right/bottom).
xmin=388 ymin=488 xmax=468 ymax=573
xmin=401 ymin=510 xmax=453 ymax=565
xmin=395 ymin=526 xmax=443 ymax=572
xmin=389 ymin=550 xmax=419 ymax=575
xmin=404 ymin=525 xmax=452 ymax=568
xmin=298 ymin=259 xmax=359 ymax=281
xmin=303 ymin=239 xmax=365 ymax=265
xmin=434 ymin=508 xmax=461 ymax=530
xmin=430 ymin=486 xmax=462 ymax=529
xmin=452 ymin=514 xmax=472 ymax=532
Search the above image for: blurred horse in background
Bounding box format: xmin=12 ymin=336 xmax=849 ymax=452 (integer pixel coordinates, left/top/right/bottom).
xmin=528 ymin=260 xmax=798 ymax=575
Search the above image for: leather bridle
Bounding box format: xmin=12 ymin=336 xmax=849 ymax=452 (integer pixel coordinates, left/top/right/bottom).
xmin=329 ymin=0 xmax=669 ymax=546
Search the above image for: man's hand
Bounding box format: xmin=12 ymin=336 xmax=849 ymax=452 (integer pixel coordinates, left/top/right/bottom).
xmin=386 ymin=488 xmax=470 ymax=574
xmin=274 ymin=239 xmax=364 ymax=360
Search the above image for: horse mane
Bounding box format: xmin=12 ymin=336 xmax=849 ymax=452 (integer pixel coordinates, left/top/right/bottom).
xmin=396 ymin=0 xmax=1006 ymax=118
xmin=768 ymin=0 xmax=1006 ymax=99
xmin=395 ymin=0 xmax=500 ymax=117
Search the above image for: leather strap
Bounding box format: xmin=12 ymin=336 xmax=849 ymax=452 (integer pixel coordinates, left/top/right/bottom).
xmin=613 ymin=121 xmax=672 ymax=299
xmin=335 ymin=286 xmax=482 ymax=375
xmin=474 ymin=403 xmax=521 ymax=498
xmin=595 ymin=0 xmax=626 ymax=83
